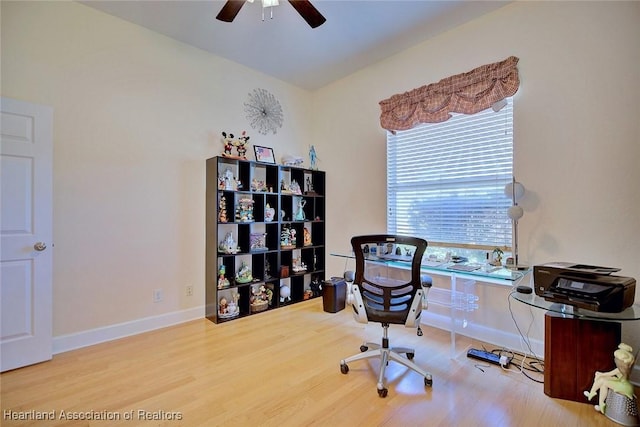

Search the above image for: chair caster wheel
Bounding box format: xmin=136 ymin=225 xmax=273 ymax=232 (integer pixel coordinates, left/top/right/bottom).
xmin=407 ymin=352 xmax=414 ymax=360
xmin=360 ymin=345 xmax=368 ymax=352
xmin=425 ymin=375 xmax=433 ymax=387
xmin=340 ymin=364 xmax=349 ymax=374
xmin=377 ymin=388 xmax=388 ymax=398
xmin=417 ymin=327 xmax=423 ymax=336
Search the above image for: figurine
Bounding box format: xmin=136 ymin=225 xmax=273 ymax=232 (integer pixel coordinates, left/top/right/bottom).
xmin=226 ymin=293 xmax=239 ymax=315
xmin=264 ymin=259 xmax=272 ymax=279
xmin=219 ymin=297 xmax=229 ymax=314
xmin=292 ymin=257 xmax=307 ymax=273
xmin=294 ymin=198 xmax=306 ymax=221
xmin=281 ymin=225 xmax=295 ymax=249
xmin=235 ymin=261 xmax=253 ymax=284
xmin=303 ymin=227 xmax=312 ymax=246
xmin=250 ymin=233 xmax=267 ymax=252
xmin=218 ymin=195 xmax=228 ymax=223
xmin=264 ymin=203 xmax=275 ymax=222
xmin=309 ymin=145 xmax=318 ymax=170
xmin=217 ymin=264 xmax=230 ymax=289
xmin=221 ymin=132 xmax=234 ymax=157
xmin=220 ymin=131 xmax=250 ymax=160
xmin=280 ymin=284 xmax=291 ymax=303
xmin=492 ymin=247 xmax=504 ymax=266
xmin=219 ymin=293 xmax=239 ymax=317
xmin=281 ymin=155 xmax=304 ymax=166
xmin=235 ymin=198 xmax=254 ymax=222
xmin=310 ymin=276 xmax=322 ymax=297
xmin=251 ymin=178 xmax=268 ymax=192
xmin=250 ymin=284 xmax=272 ymax=312
xmin=220 ymin=168 xmax=235 ymax=190
xmin=218 ymin=232 xmax=238 ymax=254
xmin=235 ymin=131 xmax=250 ymax=159
xmin=584 ymin=343 xmax=636 ymax=415
xmin=305 ymin=176 xmax=315 ymax=194
xmin=289 ymin=179 xmax=302 ymax=195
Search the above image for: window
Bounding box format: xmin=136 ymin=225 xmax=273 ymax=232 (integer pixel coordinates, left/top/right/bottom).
xmin=387 ymin=98 xmax=513 ymax=252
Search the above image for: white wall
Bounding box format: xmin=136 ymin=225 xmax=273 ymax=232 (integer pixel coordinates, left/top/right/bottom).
xmin=2 ymin=1 xmax=639 ymax=360
xmin=1 ymin=1 xmax=313 ymax=344
xmin=316 ymin=1 xmax=640 ymax=354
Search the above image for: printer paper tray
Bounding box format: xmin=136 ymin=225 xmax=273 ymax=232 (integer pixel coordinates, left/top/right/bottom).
xmin=541 ymin=292 xmax=603 ymax=312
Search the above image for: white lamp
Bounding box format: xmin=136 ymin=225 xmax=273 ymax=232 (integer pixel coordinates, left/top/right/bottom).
xmin=505 ymin=177 xmax=526 ymax=270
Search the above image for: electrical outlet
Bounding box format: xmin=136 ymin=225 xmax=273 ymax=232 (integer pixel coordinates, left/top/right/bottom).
xmin=186 ymin=285 xmax=193 ymax=297
xmin=153 ymin=288 xmax=163 ymax=303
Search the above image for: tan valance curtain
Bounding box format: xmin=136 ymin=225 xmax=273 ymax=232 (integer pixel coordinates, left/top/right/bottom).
xmin=379 ymin=56 xmax=520 ymax=132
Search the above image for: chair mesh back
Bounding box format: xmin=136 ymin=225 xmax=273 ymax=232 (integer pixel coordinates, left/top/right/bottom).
xmin=351 ymin=235 xmax=427 ymax=325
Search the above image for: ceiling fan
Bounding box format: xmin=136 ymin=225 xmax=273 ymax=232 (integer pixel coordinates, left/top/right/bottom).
xmin=216 ymin=0 xmax=326 ymax=28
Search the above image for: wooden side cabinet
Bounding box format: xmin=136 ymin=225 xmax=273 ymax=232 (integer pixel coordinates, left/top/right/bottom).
xmin=205 ymin=156 xmax=326 ymax=323
xmin=543 ymin=311 xmax=621 ymax=402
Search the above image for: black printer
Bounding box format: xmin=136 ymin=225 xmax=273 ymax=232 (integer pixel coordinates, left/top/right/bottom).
xmin=533 ymin=262 xmax=636 ymax=313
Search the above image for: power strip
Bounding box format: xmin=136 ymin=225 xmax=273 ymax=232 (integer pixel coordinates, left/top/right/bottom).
xmin=467 ymin=348 xmax=511 ymax=367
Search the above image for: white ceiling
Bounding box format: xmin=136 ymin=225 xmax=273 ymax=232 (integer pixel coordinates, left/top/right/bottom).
xmin=80 ymin=0 xmax=510 ymax=91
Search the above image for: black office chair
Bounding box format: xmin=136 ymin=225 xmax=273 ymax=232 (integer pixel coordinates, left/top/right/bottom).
xmin=340 ymin=234 xmax=433 ymax=397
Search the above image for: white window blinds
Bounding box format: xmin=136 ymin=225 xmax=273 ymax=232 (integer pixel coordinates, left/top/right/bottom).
xmin=387 ymin=99 xmax=514 ymax=249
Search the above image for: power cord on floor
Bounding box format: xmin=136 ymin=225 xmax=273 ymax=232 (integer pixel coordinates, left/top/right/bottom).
xmin=472 ymin=344 xmax=544 ymax=382
xmin=505 ymin=291 xmax=545 ymax=383
xmin=474 ymin=363 xmax=491 ymax=373
xmin=507 ymin=290 xmax=542 ymax=360
xmin=459 ymin=288 xmax=544 ymax=383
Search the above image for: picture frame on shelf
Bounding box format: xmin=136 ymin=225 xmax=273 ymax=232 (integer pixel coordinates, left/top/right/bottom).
xmin=254 ymin=145 xmax=276 ymax=164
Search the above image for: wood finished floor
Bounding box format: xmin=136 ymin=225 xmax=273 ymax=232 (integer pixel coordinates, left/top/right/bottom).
xmin=1 ymin=299 xmax=625 ymax=426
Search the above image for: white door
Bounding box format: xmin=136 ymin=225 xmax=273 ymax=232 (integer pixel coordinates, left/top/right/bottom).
xmin=1 ymin=97 xmax=53 ymax=372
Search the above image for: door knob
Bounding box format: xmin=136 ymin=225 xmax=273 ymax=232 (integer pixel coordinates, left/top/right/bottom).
xmin=34 ymin=242 xmax=47 ymax=252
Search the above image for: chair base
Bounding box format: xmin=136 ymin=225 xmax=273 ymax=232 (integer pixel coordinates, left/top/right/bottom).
xmin=340 ymin=339 xmax=433 ymax=398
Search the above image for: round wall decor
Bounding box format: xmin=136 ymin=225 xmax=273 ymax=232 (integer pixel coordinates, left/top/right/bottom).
xmin=244 ymin=88 xmax=284 ymax=135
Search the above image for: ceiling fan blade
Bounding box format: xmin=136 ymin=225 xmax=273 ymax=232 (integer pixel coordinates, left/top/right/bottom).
xmin=288 ymin=0 xmax=326 ymax=28
xmin=216 ymin=0 xmax=247 ymax=22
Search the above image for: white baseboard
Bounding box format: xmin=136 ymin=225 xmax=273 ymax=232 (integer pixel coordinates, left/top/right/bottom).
xmin=52 ymin=306 xmax=204 ymax=355
xmin=420 ymin=310 xmax=544 ymax=358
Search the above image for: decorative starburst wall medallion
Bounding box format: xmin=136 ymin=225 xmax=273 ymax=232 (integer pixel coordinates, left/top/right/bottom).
xmin=244 ymin=88 xmax=284 ymax=135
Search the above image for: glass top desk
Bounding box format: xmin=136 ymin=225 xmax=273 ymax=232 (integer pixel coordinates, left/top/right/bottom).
xmin=331 ymin=252 xmax=531 ymax=356
xmin=510 ymin=291 xmax=640 ymax=321
xmin=510 ymin=291 xmax=640 ymax=398
xmin=330 ymin=252 xmax=528 ymax=283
